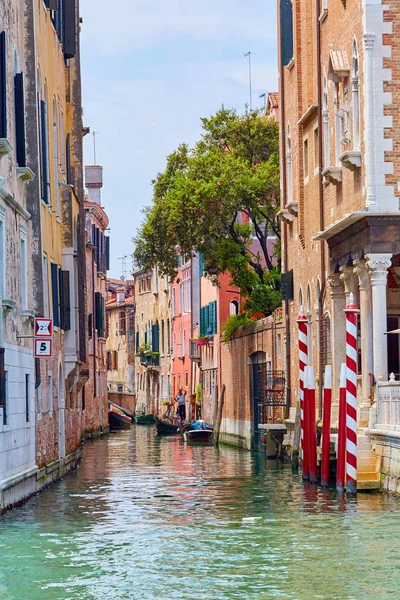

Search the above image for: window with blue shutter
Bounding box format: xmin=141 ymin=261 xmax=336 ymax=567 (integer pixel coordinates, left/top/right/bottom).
xmin=59 ymin=269 xmax=71 ymax=330
xmin=208 ymin=303 xmax=213 ymax=335
xmin=280 ymin=0 xmax=294 ymax=67
xmin=14 ymin=73 xmax=26 ymax=167
xmin=40 ymin=101 xmax=49 ymax=204
xmin=152 ymin=323 xmax=159 ymax=352
xmin=51 ymin=263 xmax=60 ymax=327
xmin=0 ymin=32 xmax=6 ymax=139
xmin=213 ymin=301 xmax=217 ymax=334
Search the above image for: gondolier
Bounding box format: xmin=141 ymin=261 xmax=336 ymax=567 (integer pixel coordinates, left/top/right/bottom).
xmin=175 ymin=388 xmax=187 ymax=421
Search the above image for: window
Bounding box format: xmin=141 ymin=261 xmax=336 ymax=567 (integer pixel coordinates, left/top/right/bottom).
xmin=172 ymin=288 xmax=176 ymax=316
xmin=277 ymin=334 xmax=282 ymax=358
xmin=160 ymin=375 xmax=164 ymax=399
xmin=280 ymin=0 xmax=294 ymax=67
xmin=25 ymin=374 xmax=30 ymax=422
xmin=161 ymin=320 xmax=165 ymax=354
xmin=0 ymin=32 xmax=6 ymax=139
xmin=167 ymin=319 xmax=171 ymax=354
xmin=185 ymin=372 xmax=188 ymax=387
xmin=14 ymin=71 xmax=26 ymax=167
xmin=82 ymin=385 xmax=86 ymax=411
xmin=183 ymin=330 xmax=186 ymax=356
xmin=0 ymin=349 xmax=6 ymax=424
xmin=230 ymin=300 xmax=239 ymax=316
xmin=0 ymin=207 xmax=5 ymax=298
xmin=51 ymin=262 xmax=59 ymax=326
xmin=303 ymin=138 xmax=309 ymax=180
xmin=40 ymin=97 xmax=49 ymax=203
xmin=43 ymin=254 xmax=50 ymax=317
xmin=48 ymin=373 xmax=53 ymax=413
xmin=352 ymin=39 xmax=360 ymax=150
xmin=119 ymin=310 xmax=126 ymax=334
xmin=286 ymin=125 xmax=292 ymax=204
xmin=200 ymin=301 xmax=217 ymax=337
xmin=173 ymin=333 xmax=176 ymax=357
xmin=20 ymin=228 xmax=28 ymax=310
xmin=53 ymin=99 xmax=59 ymax=217
xmin=323 ymin=77 xmax=330 ymax=168
xmin=314 ymin=128 xmax=319 ymax=171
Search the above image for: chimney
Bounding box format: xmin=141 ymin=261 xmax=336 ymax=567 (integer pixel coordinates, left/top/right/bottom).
xmin=85 ymin=165 xmax=103 ymax=205
xmin=117 ymin=288 xmax=125 ymax=304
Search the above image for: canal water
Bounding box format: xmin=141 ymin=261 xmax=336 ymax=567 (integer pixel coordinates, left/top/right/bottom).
xmin=1 ymin=427 xmax=400 ymax=600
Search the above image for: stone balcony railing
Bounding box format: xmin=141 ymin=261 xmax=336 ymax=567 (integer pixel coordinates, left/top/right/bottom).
xmin=108 ymin=381 xmax=135 ymax=395
xmin=372 ymin=374 xmax=400 ymax=431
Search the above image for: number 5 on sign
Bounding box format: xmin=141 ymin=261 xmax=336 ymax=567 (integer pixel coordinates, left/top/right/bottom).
xmin=34 ymin=339 xmax=52 ymax=357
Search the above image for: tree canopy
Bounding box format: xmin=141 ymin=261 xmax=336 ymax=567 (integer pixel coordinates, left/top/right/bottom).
xmin=134 ymin=107 xmax=281 ymax=314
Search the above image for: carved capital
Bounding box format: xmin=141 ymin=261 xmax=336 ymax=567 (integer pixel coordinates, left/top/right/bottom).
xmin=353 ymin=260 xmax=370 ymax=291
xmin=339 ymin=265 xmax=358 ymax=295
xmin=366 ymin=253 xmax=392 ymax=285
xmin=327 ymin=273 xmax=345 ymax=298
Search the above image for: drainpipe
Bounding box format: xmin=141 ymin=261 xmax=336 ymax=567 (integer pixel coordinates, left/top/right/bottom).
xmin=316 ymin=0 xmax=326 ymax=426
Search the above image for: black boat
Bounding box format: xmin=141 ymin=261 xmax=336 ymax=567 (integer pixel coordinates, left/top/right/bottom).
xmin=108 ymin=404 xmax=133 ymax=430
xmin=155 ymin=416 xmax=180 ymax=436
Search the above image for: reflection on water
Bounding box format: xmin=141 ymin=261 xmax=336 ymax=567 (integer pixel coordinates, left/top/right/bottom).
xmin=1 ymin=426 xmax=400 ymax=599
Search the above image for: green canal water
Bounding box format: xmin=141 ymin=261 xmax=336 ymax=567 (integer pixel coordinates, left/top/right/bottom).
xmin=1 ymin=427 xmax=400 ymax=600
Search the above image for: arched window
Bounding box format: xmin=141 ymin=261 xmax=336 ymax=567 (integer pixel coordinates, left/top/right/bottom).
xmin=321 ymin=313 xmax=332 ymax=371
xmin=230 ymin=300 xmax=239 ymax=315
xmin=352 ymin=39 xmax=360 ymax=149
xmin=286 ymin=124 xmax=293 ymax=205
xmin=323 ymin=76 xmax=330 ymax=167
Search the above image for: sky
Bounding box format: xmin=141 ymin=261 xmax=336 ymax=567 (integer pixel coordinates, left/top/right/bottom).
xmin=80 ymin=0 xmax=278 ymax=279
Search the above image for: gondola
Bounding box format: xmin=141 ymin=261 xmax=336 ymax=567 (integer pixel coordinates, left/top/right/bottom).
xmin=135 ymin=413 xmax=155 ymax=425
xmin=108 ymin=404 xmax=133 ymax=430
xmin=155 ymin=416 xmax=180 ymax=436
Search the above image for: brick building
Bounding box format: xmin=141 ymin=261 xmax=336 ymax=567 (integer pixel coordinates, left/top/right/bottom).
xmin=278 ymin=0 xmax=400 ymax=487
xmin=84 ymin=166 xmax=110 ymax=437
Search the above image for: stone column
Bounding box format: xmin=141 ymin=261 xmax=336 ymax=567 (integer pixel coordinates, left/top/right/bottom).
xmin=353 ymin=259 xmax=373 ymax=425
xmin=366 ymin=253 xmax=392 ymax=382
xmin=328 ymin=273 xmax=346 ymax=424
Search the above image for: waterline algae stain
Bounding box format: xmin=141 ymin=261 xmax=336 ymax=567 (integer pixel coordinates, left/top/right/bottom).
xmin=1 ymin=427 xmax=400 ymax=599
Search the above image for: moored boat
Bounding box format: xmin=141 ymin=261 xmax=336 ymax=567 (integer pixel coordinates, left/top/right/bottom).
xmin=155 ymin=416 xmax=180 ymax=436
xmin=135 ymin=413 xmax=155 ymax=425
xmin=108 ymin=404 xmax=133 ymax=430
xmin=184 ymin=420 xmax=214 ymax=443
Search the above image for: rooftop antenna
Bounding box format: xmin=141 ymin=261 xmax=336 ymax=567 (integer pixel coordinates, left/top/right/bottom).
xmin=244 ymin=51 xmax=253 ymax=110
xmin=93 ymin=131 xmax=99 ymax=164
xmin=118 ymin=255 xmax=128 ymax=280
xmin=259 ymin=92 xmax=266 ymax=112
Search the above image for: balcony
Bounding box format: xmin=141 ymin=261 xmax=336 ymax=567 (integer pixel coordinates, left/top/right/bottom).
xmin=108 ymin=381 xmax=135 ymax=395
xmin=140 ymin=353 xmax=160 ymax=368
xmin=189 ymin=340 xmax=201 ymax=360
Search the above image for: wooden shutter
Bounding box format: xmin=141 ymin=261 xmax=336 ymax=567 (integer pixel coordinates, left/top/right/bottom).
xmin=14 ymin=73 xmax=26 ymax=167
xmin=0 ymin=32 xmax=6 ymax=139
xmin=59 ymin=269 xmax=71 ymax=330
xmin=41 ymin=101 xmax=48 ymax=203
xmin=65 ymin=133 xmax=71 ymax=184
xmin=208 ymin=303 xmax=213 ymax=334
xmin=105 ymin=236 xmax=110 ymax=271
xmin=213 ymin=301 xmax=217 ymax=334
xmin=280 ymin=0 xmax=294 ymax=67
xmin=63 ymin=0 xmax=76 ymax=59
xmin=95 ymin=291 xmax=104 ymax=334
xmin=88 ymin=312 xmax=93 ymax=338
xmin=51 ymin=263 xmax=59 ymax=327
xmin=200 ymin=306 xmax=205 ymax=337
xmin=152 ymin=323 xmax=159 ymax=352
xmin=136 ymin=331 xmax=139 ymax=351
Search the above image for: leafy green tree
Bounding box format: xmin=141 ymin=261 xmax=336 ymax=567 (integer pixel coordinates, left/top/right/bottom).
xmin=134 ymin=107 xmax=281 ymax=314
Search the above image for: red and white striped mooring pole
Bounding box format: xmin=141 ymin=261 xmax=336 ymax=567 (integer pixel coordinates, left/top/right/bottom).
xmin=307 ymin=366 xmax=318 ymax=484
xmin=345 ymin=293 xmax=359 ymax=495
xmin=321 ymin=365 xmax=332 ymax=488
xmin=297 ymin=309 xmax=308 ymax=479
xmin=336 ymin=363 xmax=347 ymax=492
